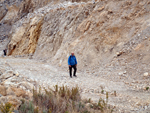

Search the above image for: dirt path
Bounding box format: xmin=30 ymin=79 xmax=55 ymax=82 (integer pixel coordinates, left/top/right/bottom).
xmin=0 ymin=56 xmax=150 ymax=112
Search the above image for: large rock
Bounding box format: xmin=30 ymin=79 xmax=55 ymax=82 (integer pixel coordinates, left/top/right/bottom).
xmin=11 ymin=87 xmax=26 ymax=97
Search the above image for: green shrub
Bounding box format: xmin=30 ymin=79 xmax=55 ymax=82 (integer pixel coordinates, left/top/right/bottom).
xmin=146 ymin=87 xmax=149 ymax=90
xmin=18 ymin=101 xmax=38 ymax=113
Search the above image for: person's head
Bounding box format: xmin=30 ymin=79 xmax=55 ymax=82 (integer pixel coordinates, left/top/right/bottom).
xmin=71 ymin=52 xmax=74 ymax=56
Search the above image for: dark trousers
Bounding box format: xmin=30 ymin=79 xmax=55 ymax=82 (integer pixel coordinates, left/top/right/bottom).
xmin=3 ymin=50 xmax=6 ymax=56
xmin=69 ymin=65 xmax=77 ymax=77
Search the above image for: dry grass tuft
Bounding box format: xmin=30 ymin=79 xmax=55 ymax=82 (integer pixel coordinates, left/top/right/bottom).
xmin=17 ymin=85 xmax=113 ymax=113
xmin=0 ymin=102 xmax=14 ymax=113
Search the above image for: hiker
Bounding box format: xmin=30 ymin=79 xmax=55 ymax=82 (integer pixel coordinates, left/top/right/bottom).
xmin=68 ymin=52 xmax=77 ymax=78
xmin=3 ymin=49 xmax=7 ymax=56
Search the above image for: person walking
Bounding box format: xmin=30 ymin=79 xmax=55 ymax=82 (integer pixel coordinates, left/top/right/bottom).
xmin=3 ymin=49 xmax=7 ymax=56
xmin=68 ymin=52 xmax=77 ymax=78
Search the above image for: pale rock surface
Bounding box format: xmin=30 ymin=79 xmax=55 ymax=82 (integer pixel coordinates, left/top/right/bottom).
xmin=0 ymin=70 xmax=14 ymax=81
xmin=18 ymin=81 xmax=35 ymax=91
xmin=0 ymin=5 xmax=18 ymax=24
xmin=0 ymin=5 xmax=7 ymax=21
xmin=0 ymin=51 xmax=3 ymax=57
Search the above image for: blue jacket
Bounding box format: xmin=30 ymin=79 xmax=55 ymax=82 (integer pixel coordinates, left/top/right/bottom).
xmin=68 ymin=55 xmax=77 ymax=66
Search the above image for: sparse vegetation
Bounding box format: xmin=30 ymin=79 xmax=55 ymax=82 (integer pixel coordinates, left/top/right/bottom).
xmin=146 ymin=87 xmax=149 ymax=90
xmin=101 ymin=89 xmax=104 ymax=94
xmin=19 ymin=100 xmax=39 ymax=113
xmin=100 ymin=85 xmax=105 ymax=94
xmin=17 ymin=85 xmax=113 ymax=113
xmin=114 ymin=91 xmax=116 ymax=96
xmin=0 ymin=102 xmax=14 ymax=113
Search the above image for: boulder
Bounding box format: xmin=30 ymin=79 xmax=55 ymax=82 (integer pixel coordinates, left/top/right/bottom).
xmin=11 ymin=87 xmax=26 ymax=97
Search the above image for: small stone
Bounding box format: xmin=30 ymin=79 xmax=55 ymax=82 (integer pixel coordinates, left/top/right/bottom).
xmin=145 ymin=106 xmax=148 ymax=109
xmin=144 ymin=72 xmax=149 ymax=77
xmin=136 ymin=102 xmax=141 ymax=106
xmin=97 ymin=6 xmax=105 ymax=12
xmin=15 ymin=71 xmax=19 ymax=77
xmin=118 ymin=72 xmax=123 ymax=75
xmin=123 ymin=71 xmax=127 ymax=74
xmin=116 ymin=51 xmax=123 ymax=57
xmin=125 ymin=82 xmax=129 ymax=84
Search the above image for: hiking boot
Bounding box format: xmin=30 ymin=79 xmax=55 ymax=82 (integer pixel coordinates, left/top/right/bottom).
xmin=73 ymin=75 xmax=77 ymax=77
xmin=70 ymin=76 xmax=72 ymax=78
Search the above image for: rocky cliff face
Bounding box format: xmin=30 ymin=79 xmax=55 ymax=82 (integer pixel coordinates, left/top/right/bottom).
xmin=6 ymin=0 xmax=150 ymax=72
